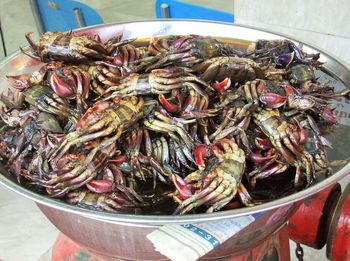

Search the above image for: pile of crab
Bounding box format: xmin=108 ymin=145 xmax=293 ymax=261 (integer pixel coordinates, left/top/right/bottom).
xmin=1 ymin=31 xmax=349 ymax=215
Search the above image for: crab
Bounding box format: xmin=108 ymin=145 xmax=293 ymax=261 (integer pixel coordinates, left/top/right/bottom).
xmin=66 ymin=188 xmax=145 ymax=213
xmin=130 ymin=35 xmax=242 ymax=72
xmin=143 ymin=111 xmax=195 ymax=152
xmin=246 ymin=39 xmax=321 ymax=68
xmin=172 ymin=139 xmax=253 ymax=214
xmin=37 ymin=137 xmax=117 ymax=197
xmin=21 ymin=85 xmax=78 ymax=128
xmin=48 ymin=96 xmax=147 ymax=161
xmin=253 ymin=108 xmax=317 ymax=186
xmin=23 ymin=32 xmax=110 ymax=63
xmin=102 ymin=67 xmax=210 ymax=100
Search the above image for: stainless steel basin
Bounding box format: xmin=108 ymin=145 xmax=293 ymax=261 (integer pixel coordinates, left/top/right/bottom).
xmin=1 ymin=20 xmax=350 ymax=260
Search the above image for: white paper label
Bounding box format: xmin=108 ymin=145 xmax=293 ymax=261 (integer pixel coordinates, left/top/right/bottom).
xmin=147 ymin=216 xmax=255 ymax=261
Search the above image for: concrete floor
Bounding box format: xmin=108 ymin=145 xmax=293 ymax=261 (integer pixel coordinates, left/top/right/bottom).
xmin=0 ymin=0 xmax=349 ymax=260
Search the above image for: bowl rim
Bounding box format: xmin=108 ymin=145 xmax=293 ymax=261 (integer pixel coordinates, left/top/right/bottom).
xmin=1 ymin=19 xmax=350 ymax=225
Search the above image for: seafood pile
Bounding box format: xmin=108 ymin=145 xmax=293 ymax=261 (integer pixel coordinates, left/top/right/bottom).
xmin=1 ymin=32 xmax=349 ymax=215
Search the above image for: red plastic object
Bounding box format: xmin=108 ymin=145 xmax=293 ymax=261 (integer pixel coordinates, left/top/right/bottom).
xmin=52 ymin=233 xmax=104 ymax=261
xmin=51 ymin=225 xmax=290 ymax=261
xmin=288 ymin=183 xmax=341 ymax=248
xmin=327 ymin=183 xmax=350 ymax=261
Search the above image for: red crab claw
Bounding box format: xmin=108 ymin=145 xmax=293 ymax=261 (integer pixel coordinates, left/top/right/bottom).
xmin=6 ymin=74 xmax=32 ymax=90
xmin=158 ymin=94 xmax=181 ymax=113
xmin=194 ymin=144 xmax=210 ymax=170
xmin=172 ymin=174 xmax=194 ymax=201
xmin=320 ymin=106 xmax=337 ymax=125
xmin=249 ymin=151 xmax=276 ymax=164
xmin=297 ymin=125 xmax=307 ymax=145
xmin=256 ymin=80 xmax=267 ymax=93
xmin=49 ymin=72 xmax=75 ymax=98
xmin=113 ymin=55 xmax=124 ymax=66
xmin=86 ymin=180 xmax=113 ymax=193
xmin=259 ymin=93 xmax=287 ymax=108
xmin=212 ymin=78 xmax=231 ymax=94
xmin=283 ymin=84 xmax=296 ymax=96
xmin=255 ymin=137 xmax=273 ymax=150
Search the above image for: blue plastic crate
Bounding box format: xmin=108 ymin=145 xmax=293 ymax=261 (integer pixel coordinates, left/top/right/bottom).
xmin=31 ymin=0 xmax=103 ymax=32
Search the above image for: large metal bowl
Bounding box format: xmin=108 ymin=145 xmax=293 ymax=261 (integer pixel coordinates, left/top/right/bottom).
xmin=1 ymin=20 xmax=350 ymax=260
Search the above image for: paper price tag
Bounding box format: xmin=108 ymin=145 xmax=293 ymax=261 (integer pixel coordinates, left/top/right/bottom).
xmin=147 ymin=215 xmax=255 ymax=261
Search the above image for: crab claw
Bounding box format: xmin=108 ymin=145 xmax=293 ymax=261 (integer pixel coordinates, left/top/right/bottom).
xmin=86 ymin=180 xmax=113 ymax=193
xmin=109 ymin=155 xmax=128 ymax=164
xmin=298 ymin=126 xmax=307 ymax=145
xmin=113 ymin=54 xmax=124 ymax=66
xmin=320 ymin=106 xmax=337 ymax=125
xmin=194 ymin=144 xmax=210 ymax=170
xmin=6 ymin=74 xmax=32 ymax=90
xmin=259 ymin=93 xmax=287 ymax=108
xmin=255 ymin=137 xmax=273 ymax=150
xmin=212 ymin=78 xmax=231 ymax=94
xmin=172 ymin=174 xmax=194 ymax=201
xmin=283 ymin=84 xmax=296 ymax=96
xmin=249 ymin=151 xmax=276 ymax=164
xmin=49 ymin=72 xmax=75 ymax=98
xmin=158 ymin=94 xmax=181 ymax=113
